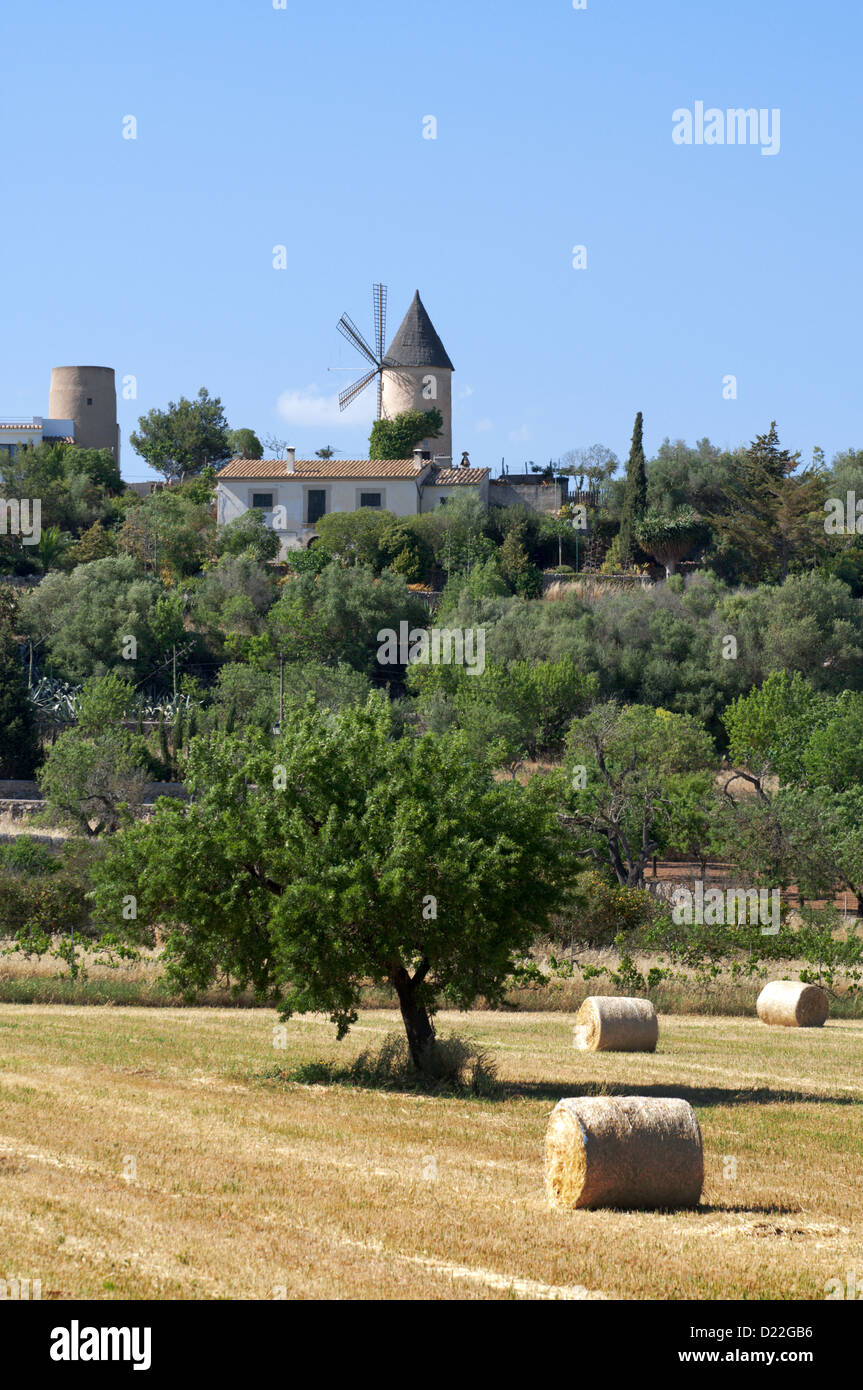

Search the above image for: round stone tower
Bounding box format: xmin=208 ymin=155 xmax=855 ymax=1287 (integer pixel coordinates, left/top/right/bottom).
xmin=49 ymin=366 xmax=119 ymax=461
xmin=381 ymin=292 xmax=454 ymax=463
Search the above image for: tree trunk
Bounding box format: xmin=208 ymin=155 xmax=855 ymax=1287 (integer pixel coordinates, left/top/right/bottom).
xmin=392 ymin=966 xmax=435 ymax=1070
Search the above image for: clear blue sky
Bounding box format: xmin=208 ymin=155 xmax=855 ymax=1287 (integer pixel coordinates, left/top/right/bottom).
xmin=2 ymin=0 xmax=861 ymax=480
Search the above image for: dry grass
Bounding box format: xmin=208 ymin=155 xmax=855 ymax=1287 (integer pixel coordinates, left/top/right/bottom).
xmin=0 ymin=1005 xmax=860 ymax=1300
xmin=0 ymin=813 xmax=71 ymax=841
xmin=2 ymin=941 xmax=862 ymax=1019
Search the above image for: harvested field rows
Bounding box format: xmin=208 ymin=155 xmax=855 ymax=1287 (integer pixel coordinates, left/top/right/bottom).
xmin=0 ymin=1006 xmax=860 ymax=1300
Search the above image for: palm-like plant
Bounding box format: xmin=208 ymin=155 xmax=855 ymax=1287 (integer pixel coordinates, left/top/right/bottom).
xmin=36 ymin=525 xmax=66 ymax=572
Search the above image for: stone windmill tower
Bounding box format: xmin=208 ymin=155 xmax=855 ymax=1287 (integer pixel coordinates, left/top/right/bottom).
xmin=49 ymin=366 xmax=120 ymax=462
xmin=381 ymin=292 xmax=454 ymax=464
xmin=336 ymin=287 xmax=454 ymax=464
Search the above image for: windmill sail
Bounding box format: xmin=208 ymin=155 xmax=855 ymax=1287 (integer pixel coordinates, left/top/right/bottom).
xmin=335 ymin=284 xmax=396 ymax=418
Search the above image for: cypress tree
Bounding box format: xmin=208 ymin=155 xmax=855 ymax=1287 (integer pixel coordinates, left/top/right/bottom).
xmin=0 ymin=633 xmax=40 ymax=778
xmin=618 ymin=411 xmax=648 ymax=569
xmin=173 ymin=708 xmax=185 ymax=771
xmin=158 ymin=711 xmax=170 ymax=775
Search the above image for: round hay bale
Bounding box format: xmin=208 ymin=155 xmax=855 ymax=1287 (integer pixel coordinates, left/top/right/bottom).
xmin=756 ymin=980 xmax=829 ymax=1028
xmin=545 ymin=1095 xmax=703 ymax=1210
xmin=573 ymin=996 xmax=658 ymax=1052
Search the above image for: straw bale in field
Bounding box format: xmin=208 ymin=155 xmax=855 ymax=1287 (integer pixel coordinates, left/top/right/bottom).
xmin=756 ymin=980 xmax=829 ymax=1028
xmin=573 ymin=996 xmax=658 ymax=1052
xmin=545 ymin=1095 xmax=703 ymax=1210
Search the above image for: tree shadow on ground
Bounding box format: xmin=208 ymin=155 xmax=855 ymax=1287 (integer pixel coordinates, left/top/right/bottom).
xmin=276 ymin=1064 xmax=859 ymax=1109
xmin=507 ymin=1079 xmax=861 ymax=1107
xmin=697 ymin=1204 xmax=802 ymax=1216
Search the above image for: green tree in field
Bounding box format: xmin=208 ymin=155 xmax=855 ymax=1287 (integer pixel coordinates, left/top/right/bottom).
xmin=801 ymin=691 xmax=863 ymax=793
xmin=563 ymin=703 xmax=716 ymax=885
xmin=74 ymin=671 xmax=136 ymax=733
xmin=38 ymin=728 xmax=150 ymax=835
xmin=722 ymin=671 xmax=831 ymax=788
xmin=369 ymin=408 xmax=443 ymax=461
xmin=129 ymin=388 xmax=232 ymax=482
xmin=617 ymin=412 xmax=648 ymax=569
xmin=91 ymin=698 xmax=565 ymax=1066
xmin=36 ymin=672 xmax=152 ymax=834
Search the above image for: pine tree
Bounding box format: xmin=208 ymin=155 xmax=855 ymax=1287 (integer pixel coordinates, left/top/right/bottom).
xmin=708 ymin=422 xmax=825 ymax=582
xmin=0 ymin=632 xmax=40 ymax=778
xmin=617 ymin=412 xmax=648 ymax=569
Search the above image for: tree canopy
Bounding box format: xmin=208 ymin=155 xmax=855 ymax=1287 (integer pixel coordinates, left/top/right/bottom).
xmin=130 ymin=388 xmax=232 ymax=481
xmin=92 ymin=698 xmax=566 ymax=1064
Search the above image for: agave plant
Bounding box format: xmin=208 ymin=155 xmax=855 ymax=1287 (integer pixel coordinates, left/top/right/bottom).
xmin=139 ymin=692 xmax=195 ymax=721
xmin=29 ymin=676 xmax=80 ymax=723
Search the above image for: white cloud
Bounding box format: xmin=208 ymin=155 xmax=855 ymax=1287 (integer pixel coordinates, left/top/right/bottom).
xmin=457 ymin=385 xmax=475 ymax=401
xmin=275 ymin=383 xmax=371 ymax=430
xmin=509 ymin=425 xmax=530 ymax=443
xmin=475 ymin=418 xmax=494 ymax=433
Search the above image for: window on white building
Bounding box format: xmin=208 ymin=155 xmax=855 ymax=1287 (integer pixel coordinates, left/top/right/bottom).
xmin=306 ymin=490 xmax=327 ymax=524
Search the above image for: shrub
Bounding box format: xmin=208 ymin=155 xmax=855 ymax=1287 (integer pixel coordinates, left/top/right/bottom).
xmin=0 ymin=837 xmax=59 ymax=875
xmin=555 ymin=871 xmax=658 ymax=949
xmin=288 ymin=1030 xmax=500 ymax=1097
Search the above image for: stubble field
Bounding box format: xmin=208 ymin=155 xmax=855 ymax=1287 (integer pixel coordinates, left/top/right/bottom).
xmin=0 ymin=1005 xmax=860 ymax=1300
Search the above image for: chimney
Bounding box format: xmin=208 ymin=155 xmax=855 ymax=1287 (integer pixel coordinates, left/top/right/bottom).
xmin=412 ymin=447 xmax=429 ymax=469
xmin=285 ymin=447 xmax=296 ymax=474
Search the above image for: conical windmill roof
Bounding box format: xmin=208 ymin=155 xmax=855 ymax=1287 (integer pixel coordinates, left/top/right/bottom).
xmin=384 ymin=291 xmax=454 ymax=371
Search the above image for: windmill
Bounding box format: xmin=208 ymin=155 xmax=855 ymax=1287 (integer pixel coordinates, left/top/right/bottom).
xmin=335 ymin=283 xmax=398 ymax=419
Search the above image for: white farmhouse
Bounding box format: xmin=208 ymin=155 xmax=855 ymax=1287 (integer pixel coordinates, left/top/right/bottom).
xmin=215 ymin=449 xmax=490 ymax=554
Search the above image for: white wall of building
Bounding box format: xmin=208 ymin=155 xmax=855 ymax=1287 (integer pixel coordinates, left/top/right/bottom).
xmin=0 ymin=418 xmax=75 ymax=458
xmin=217 ymin=474 xmax=427 ymax=553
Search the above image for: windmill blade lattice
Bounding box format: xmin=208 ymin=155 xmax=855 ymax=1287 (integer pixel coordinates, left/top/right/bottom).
xmin=335 ymin=284 xmax=396 ymax=419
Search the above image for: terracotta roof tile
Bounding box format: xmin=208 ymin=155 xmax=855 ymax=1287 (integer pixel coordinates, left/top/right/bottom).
xmin=216 ymin=457 xmax=424 ymax=480
xmin=427 ymin=468 xmax=489 ymax=485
